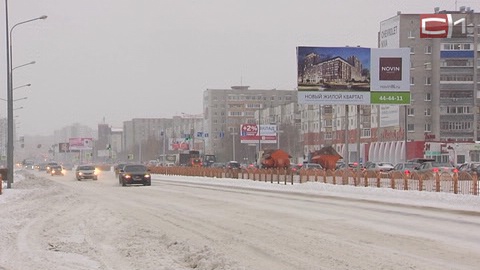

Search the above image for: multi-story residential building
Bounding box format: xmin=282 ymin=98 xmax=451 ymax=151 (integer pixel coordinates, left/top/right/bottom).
xmin=301 ymin=6 xmax=480 ymax=165
xmin=203 ymin=86 xmax=297 ymax=162
xmin=122 ymin=118 xmax=172 ymax=162
xmin=378 ymin=6 xmax=480 ymax=163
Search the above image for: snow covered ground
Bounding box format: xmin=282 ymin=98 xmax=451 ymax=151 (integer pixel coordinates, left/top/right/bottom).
xmin=1 ymin=169 xmax=480 ymax=269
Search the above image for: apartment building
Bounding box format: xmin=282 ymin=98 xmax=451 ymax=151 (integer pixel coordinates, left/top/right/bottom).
xmin=203 ymin=86 xmax=297 ymax=162
xmin=379 ymin=6 xmax=480 ymax=162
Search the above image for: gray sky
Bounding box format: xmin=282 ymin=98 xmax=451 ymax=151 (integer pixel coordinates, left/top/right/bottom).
xmin=1 ymin=0 xmax=479 ymax=136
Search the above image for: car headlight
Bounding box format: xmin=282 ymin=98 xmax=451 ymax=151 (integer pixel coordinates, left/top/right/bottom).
xmin=145 ymin=174 xmax=151 ymax=178
xmin=125 ymin=175 xmax=131 ymax=179
xmin=78 ymin=172 xmax=83 ymax=176
xmin=94 ymin=169 xmax=100 ymax=175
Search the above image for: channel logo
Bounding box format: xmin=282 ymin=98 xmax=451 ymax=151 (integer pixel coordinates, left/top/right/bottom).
xmin=420 ymin=14 xmax=467 ymax=38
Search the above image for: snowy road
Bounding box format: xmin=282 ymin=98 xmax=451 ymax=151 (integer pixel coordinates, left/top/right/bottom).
xmin=1 ymin=169 xmax=480 ymax=270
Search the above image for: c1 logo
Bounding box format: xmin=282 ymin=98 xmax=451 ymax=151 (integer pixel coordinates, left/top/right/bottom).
xmin=420 ymin=14 xmax=467 ymax=38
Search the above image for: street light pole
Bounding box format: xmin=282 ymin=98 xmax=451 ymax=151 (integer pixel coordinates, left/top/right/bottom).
xmin=4 ymin=0 xmax=12 ymax=188
xmin=7 ymin=15 xmax=47 ymax=188
xmin=230 ymin=132 xmax=236 ymax=161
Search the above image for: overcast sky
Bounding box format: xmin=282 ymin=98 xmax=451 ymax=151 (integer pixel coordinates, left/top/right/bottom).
xmin=1 ymin=0 xmax=479 ymax=136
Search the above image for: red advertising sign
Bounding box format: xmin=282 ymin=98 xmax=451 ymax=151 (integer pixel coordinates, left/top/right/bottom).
xmin=241 ymin=124 xmax=258 ymax=136
xmin=240 ymin=124 xmax=277 ymax=144
xmin=69 ymin=137 xmax=93 ymax=150
xmin=169 ymin=139 xmax=190 ymax=151
xmin=420 ymin=14 xmax=467 ymax=38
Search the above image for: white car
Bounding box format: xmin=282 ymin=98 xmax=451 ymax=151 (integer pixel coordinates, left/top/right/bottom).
xmin=365 ymin=162 xmax=394 ymax=172
xmin=75 ymin=165 xmax=98 ymax=181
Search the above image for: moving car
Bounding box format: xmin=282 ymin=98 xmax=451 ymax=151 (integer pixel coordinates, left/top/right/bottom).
xmin=119 ymin=164 xmax=151 ymax=186
xmin=45 ymin=162 xmax=59 ymax=174
xmin=114 ymin=163 xmax=128 ymax=177
xmin=75 ymin=165 xmax=98 ymax=181
xmin=50 ymin=165 xmax=65 ymax=176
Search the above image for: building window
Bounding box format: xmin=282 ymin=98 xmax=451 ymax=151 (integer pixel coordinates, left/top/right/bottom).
xmin=408 ymin=30 xmax=415 ymax=39
xmin=424 ymin=108 xmax=431 ymax=116
xmin=424 ymin=45 xmax=432 ymax=54
xmin=324 ymin=131 xmax=333 ymax=139
xmin=425 ymin=93 xmax=431 ymax=101
xmin=407 ymin=108 xmax=415 ymax=116
xmin=325 ymin=119 xmax=333 ymax=127
xmin=410 ymin=77 xmax=415 ymax=85
xmin=407 ymin=124 xmax=415 ymax=132
xmin=410 ymin=46 xmax=415 ymax=54
xmin=425 ymin=77 xmax=431 ymax=85
xmin=442 ymin=43 xmax=472 ymax=50
xmin=440 ymin=74 xmax=473 ymax=82
xmin=324 ymin=106 xmax=333 ymax=114
xmin=425 ymin=123 xmax=431 ymax=132
xmin=361 ymin=128 xmax=371 ymax=138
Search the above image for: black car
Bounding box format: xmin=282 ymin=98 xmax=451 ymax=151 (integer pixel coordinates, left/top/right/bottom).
xmin=226 ymin=161 xmax=241 ymax=169
xmin=50 ymin=165 xmax=64 ymax=176
xmin=119 ymin=164 xmax=151 ymax=186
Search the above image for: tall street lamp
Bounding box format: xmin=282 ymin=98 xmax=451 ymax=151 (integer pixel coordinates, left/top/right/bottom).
xmin=6 ymin=14 xmax=47 ymax=189
xmin=13 ymin=83 xmax=31 ymax=90
xmin=12 ymin=60 xmax=35 ymax=71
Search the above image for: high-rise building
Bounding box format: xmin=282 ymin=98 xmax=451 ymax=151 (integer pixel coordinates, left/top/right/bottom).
xmin=379 ymin=6 xmax=480 ymax=162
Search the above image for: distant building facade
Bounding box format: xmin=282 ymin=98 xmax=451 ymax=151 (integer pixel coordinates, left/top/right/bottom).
xmin=203 ymin=86 xmax=297 ymax=162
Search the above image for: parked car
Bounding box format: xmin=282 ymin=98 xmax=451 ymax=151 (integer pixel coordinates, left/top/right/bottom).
xmin=50 ymin=165 xmax=65 ymax=176
xmin=75 ymin=165 xmax=98 ymax=181
xmin=294 ymin=163 xmax=322 ymax=174
xmin=291 ymin=163 xmax=303 ymax=174
xmin=392 ymin=162 xmax=420 ymax=176
xmin=211 ymin=162 xmax=225 ymax=168
xmin=364 ymin=162 xmax=394 ymax=172
xmin=457 ymin=162 xmax=480 ymax=174
xmin=119 ymin=164 xmax=151 ymax=186
xmin=415 ymin=161 xmax=458 ymax=174
xmin=226 ymin=161 xmax=241 ymax=169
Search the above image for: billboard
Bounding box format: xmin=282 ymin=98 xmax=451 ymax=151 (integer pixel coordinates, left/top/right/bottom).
xmin=169 ymin=138 xmax=190 ymax=151
xmin=297 ymin=46 xmax=410 ymax=105
xmin=69 ymin=138 xmax=93 ymax=150
xmin=58 ymin=143 xmax=70 ymax=153
xmin=240 ymin=124 xmax=277 ymax=144
xmin=379 ymin=16 xmax=400 ymax=48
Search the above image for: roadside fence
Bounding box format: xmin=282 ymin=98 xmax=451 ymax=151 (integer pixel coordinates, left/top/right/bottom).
xmin=147 ymin=166 xmax=479 ymax=196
